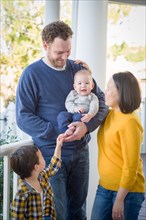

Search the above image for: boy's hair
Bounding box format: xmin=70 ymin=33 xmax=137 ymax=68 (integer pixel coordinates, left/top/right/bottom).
xmin=113 ymin=71 xmax=141 ymax=113
xmin=10 ymin=145 xmax=39 ymax=179
xmin=74 ymin=69 xmax=93 ymax=82
xmin=42 ymin=20 xmax=73 ymax=44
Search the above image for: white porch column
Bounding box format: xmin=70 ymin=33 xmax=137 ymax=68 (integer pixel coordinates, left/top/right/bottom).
xmin=44 ymin=0 xmax=60 ymax=26
xmin=74 ymin=1 xmax=108 ymax=219
xmin=70 ymin=0 xmax=79 ymax=59
xmin=75 ymin=0 xmax=108 ymax=89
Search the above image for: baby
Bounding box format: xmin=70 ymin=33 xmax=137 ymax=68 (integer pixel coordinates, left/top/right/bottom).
xmin=57 ymin=69 xmax=99 ymax=135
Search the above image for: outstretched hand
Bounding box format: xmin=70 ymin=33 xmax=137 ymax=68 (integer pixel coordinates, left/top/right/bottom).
xmin=54 ymin=134 xmax=66 ymax=158
xmin=56 ymin=134 xmax=66 ymax=148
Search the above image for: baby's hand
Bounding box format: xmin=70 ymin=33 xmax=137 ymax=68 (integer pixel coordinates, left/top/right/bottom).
xmin=75 ymin=107 xmax=85 ymax=113
xmin=81 ymin=113 xmax=94 ymax=123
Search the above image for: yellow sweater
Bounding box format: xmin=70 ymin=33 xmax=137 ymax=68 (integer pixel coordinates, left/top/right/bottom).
xmin=98 ymin=109 xmax=145 ymax=192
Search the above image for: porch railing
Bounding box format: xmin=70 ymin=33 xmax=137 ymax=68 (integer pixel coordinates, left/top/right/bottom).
xmin=0 ymin=139 xmax=33 ymax=220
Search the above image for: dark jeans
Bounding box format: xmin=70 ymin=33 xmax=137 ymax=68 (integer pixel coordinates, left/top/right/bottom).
xmin=57 ymin=111 xmax=82 ymax=132
xmin=91 ymin=185 xmax=145 ymax=220
xmin=43 ymin=217 xmax=52 ymax=220
xmin=45 ymin=146 xmax=89 ymax=220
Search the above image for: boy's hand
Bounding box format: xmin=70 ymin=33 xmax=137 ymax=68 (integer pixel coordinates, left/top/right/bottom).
xmin=54 ymin=134 xmax=66 ymax=159
xmin=56 ymin=134 xmax=66 ymax=148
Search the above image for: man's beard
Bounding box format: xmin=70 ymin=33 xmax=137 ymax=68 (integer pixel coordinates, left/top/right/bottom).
xmin=48 ymin=57 xmax=66 ymax=68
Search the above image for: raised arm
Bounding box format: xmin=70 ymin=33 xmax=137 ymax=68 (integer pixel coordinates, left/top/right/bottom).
xmin=44 ymin=134 xmax=65 ymax=177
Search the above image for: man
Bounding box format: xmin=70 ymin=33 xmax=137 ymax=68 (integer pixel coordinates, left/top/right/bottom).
xmin=16 ymin=21 xmax=108 ymax=220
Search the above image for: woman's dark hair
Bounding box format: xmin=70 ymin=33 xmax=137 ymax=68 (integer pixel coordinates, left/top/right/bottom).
xmin=42 ymin=20 xmax=73 ymax=44
xmin=10 ymin=145 xmax=39 ymax=179
xmin=113 ymin=71 xmax=141 ymax=113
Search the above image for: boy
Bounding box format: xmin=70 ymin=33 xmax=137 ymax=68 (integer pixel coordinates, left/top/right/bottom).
xmin=57 ymin=69 xmax=99 ymax=135
xmin=10 ymin=134 xmax=65 ymax=220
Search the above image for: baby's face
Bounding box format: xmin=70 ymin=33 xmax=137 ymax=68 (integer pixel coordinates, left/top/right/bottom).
xmin=74 ymin=73 xmax=94 ymax=96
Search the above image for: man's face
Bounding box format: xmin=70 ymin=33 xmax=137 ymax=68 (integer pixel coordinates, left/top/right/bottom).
xmin=43 ymin=37 xmax=72 ymax=68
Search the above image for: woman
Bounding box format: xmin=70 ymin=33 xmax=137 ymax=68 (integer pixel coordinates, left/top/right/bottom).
xmin=91 ymin=71 xmax=145 ymax=220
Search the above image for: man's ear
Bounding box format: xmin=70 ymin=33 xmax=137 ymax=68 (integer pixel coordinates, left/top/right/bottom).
xmin=43 ymin=41 xmax=48 ymax=50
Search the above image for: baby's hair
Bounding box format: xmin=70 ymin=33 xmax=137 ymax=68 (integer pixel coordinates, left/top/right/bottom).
xmin=74 ymin=69 xmax=93 ymax=82
xmin=10 ymin=145 xmax=39 ymax=179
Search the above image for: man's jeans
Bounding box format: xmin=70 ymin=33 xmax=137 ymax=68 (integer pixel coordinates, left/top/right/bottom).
xmin=91 ymin=185 xmax=145 ymax=220
xmin=45 ymin=146 xmax=89 ymax=220
xmin=43 ymin=217 xmax=52 ymax=220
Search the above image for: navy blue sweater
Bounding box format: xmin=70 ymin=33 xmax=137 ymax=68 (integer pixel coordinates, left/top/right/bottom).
xmin=16 ymin=59 xmax=108 ymax=156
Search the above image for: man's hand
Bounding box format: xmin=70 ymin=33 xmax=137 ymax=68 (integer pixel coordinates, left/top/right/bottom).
xmin=74 ymin=60 xmax=92 ymax=74
xmin=64 ymin=121 xmax=88 ymax=142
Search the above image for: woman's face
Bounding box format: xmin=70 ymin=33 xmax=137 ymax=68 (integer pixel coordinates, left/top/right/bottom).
xmin=105 ymin=77 xmax=120 ymax=110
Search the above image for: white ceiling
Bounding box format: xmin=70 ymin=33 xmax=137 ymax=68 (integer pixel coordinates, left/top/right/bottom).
xmin=109 ymin=0 xmax=146 ymax=5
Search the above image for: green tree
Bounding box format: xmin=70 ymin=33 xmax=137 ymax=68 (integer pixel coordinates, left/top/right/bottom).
xmin=110 ymin=43 xmax=145 ymax=62
xmin=108 ymin=4 xmax=132 ymax=24
xmin=108 ymin=4 xmax=145 ymax=62
xmin=1 ymin=0 xmax=44 ymax=107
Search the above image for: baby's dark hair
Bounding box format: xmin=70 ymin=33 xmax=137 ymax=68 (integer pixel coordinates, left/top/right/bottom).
xmin=10 ymin=145 xmax=39 ymax=179
xmin=42 ymin=20 xmax=73 ymax=44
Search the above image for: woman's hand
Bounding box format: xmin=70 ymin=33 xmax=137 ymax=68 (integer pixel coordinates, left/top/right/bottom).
xmin=112 ymin=199 xmax=124 ymax=220
xmin=112 ymin=187 xmax=129 ymax=220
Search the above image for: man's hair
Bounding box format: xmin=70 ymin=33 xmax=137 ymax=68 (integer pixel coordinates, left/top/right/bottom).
xmin=10 ymin=145 xmax=39 ymax=179
xmin=42 ymin=20 xmax=73 ymax=44
xmin=113 ymin=71 xmax=141 ymax=113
